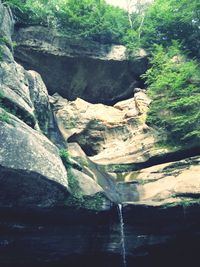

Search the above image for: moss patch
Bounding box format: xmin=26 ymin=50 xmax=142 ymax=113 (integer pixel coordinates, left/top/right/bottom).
xmin=64 ymin=192 xmax=105 ymax=211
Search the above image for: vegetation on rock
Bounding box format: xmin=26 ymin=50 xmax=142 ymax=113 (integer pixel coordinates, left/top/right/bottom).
xmin=0 ymin=110 xmax=10 ymax=123
xmin=137 ymin=0 xmax=200 ymax=58
xmin=0 ymin=36 xmax=7 ymax=61
xmin=59 ymin=149 xmax=104 ymax=210
xmin=4 ymin=0 xmax=200 ymax=55
xmin=65 ymin=191 xmax=105 ymax=211
xmin=142 ymin=42 xmax=200 ymax=147
xmin=3 ymin=0 xmax=200 ymax=148
xmin=4 ymin=0 xmax=128 ymax=44
xmin=0 ymin=92 xmax=10 ymax=123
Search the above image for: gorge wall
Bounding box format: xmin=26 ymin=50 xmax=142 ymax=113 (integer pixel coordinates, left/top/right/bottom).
xmin=0 ymin=1 xmax=200 ymax=266
xmin=13 ymin=25 xmax=148 ymax=105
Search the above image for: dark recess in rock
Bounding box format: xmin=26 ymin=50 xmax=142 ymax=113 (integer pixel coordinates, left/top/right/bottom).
xmin=13 ymin=26 xmax=148 ymax=105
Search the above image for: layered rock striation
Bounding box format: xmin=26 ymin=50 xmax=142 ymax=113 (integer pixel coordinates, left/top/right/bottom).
xmin=13 ymin=25 xmax=148 ymax=105
xmin=0 ymin=1 xmax=200 ymax=266
xmin=51 ymin=90 xmax=158 ymax=164
xmin=0 ymin=0 xmax=114 ymax=210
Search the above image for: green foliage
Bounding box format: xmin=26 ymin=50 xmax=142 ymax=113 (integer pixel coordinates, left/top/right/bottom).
xmin=5 ymin=0 xmax=128 ymax=44
xmin=59 ymin=149 xmax=104 ymax=210
xmin=162 ymin=198 xmax=200 ymax=209
xmin=0 ymin=110 xmax=10 ymax=123
xmin=0 ymin=36 xmax=7 ymax=61
xmin=142 ymin=42 xmax=200 ymax=146
xmin=65 ymin=192 xmax=104 ymax=210
xmin=59 ymin=149 xmax=71 ymax=168
xmin=59 ymin=149 xmax=82 ymax=197
xmin=122 ymin=0 xmax=200 ymax=58
xmin=0 ymin=92 xmax=11 ymax=123
xmin=139 ymin=0 xmax=200 ymax=58
xmin=67 ymin=167 xmax=82 ymax=199
xmin=122 ymin=0 xmax=151 ymax=52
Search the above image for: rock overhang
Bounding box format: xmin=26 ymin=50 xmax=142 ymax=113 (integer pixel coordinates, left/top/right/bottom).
xmin=13 ymin=26 xmax=148 ymax=105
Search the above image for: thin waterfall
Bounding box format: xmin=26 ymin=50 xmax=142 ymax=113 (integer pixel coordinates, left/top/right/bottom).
xmin=118 ymin=204 xmax=127 ymax=267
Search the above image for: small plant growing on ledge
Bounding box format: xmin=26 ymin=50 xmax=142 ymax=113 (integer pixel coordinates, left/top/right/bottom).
xmin=59 ymin=148 xmax=82 ymax=197
xmin=59 ymin=149 xmax=71 ymax=169
xmin=0 ymin=92 xmax=10 ymax=123
xmin=0 ymin=36 xmax=8 ymax=61
xmin=65 ymin=192 xmax=105 ymax=211
xmin=59 ymin=148 xmax=104 ymax=210
xmin=0 ymin=110 xmax=10 ymax=124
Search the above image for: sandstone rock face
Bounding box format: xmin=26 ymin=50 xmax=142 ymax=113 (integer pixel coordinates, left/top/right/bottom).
xmin=0 ymin=109 xmax=68 ymax=207
xmin=68 ymin=168 xmax=112 ymax=210
xmin=0 ymin=2 xmax=71 ymax=208
xmin=67 ymin=143 xmax=121 ymax=204
xmin=0 ymin=5 xmax=51 ymax=132
xmin=0 ymin=0 xmax=13 ymax=44
xmin=0 ymin=3 xmax=200 ymax=266
xmin=0 ymin=56 xmax=52 ymax=131
xmin=0 ymin=2 xmax=117 ymax=211
xmin=116 ymin=156 xmax=200 ymax=206
xmin=26 ymin=70 xmax=51 ymax=133
xmin=13 ymin=26 xmax=148 ymax=105
xmin=51 ymin=91 xmax=162 ymax=165
xmin=0 ymin=61 xmax=36 ymax=127
xmin=70 ymin=168 xmax=103 ymax=196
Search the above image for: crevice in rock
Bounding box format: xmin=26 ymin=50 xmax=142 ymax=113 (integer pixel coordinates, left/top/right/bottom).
xmin=67 ymin=134 xmax=100 ymax=157
xmin=174 ymin=193 xmax=200 ymax=199
xmin=0 ymin=97 xmax=36 ymax=128
xmin=106 ymin=146 xmax=200 ymax=173
xmin=12 ymin=25 xmax=148 ymax=106
xmin=47 ymin=108 xmax=66 ymax=149
xmin=67 ymin=120 xmax=104 ymax=156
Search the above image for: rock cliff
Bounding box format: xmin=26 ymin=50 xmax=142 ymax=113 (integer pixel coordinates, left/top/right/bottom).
xmin=51 ymin=90 xmax=159 ymax=163
xmin=0 ymin=1 xmax=200 ymax=266
xmin=0 ymin=0 xmax=114 ymax=209
xmin=13 ymin=25 xmax=148 ymax=105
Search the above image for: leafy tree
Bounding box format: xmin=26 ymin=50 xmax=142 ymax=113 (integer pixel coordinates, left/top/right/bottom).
xmin=140 ymin=0 xmax=200 ymax=58
xmin=142 ymin=42 xmax=200 ymax=147
xmin=122 ymin=0 xmax=152 ymax=52
xmin=4 ymin=0 xmax=128 ymax=43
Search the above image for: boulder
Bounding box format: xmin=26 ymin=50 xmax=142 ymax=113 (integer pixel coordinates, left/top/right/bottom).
xmin=0 ymin=2 xmax=52 ymax=131
xmin=0 ymin=61 xmax=36 ymax=128
xmin=67 ymin=168 xmax=112 ymax=210
xmin=51 ymin=92 xmax=161 ymax=165
xmin=116 ymin=156 xmax=200 ymax=206
xmin=0 ymin=50 xmax=52 ymax=132
xmin=13 ymin=26 xmax=148 ymax=105
xmin=0 ymin=108 xmax=68 ymax=207
xmin=69 ymin=168 xmax=103 ymax=196
xmin=67 ymin=142 xmax=121 ymax=204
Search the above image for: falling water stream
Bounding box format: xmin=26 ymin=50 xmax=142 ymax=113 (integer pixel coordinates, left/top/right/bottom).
xmin=118 ymin=204 xmax=127 ymax=267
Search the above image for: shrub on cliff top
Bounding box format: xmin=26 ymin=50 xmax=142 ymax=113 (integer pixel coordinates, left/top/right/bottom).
xmin=4 ymin=0 xmax=128 ymax=44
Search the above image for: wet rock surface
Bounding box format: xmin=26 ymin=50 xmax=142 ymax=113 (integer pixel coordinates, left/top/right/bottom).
xmin=115 ymin=156 xmax=200 ymax=206
xmin=67 ymin=143 xmax=121 ymax=203
xmin=0 ymin=1 xmax=200 ymax=266
xmin=0 ymin=204 xmax=199 ymax=267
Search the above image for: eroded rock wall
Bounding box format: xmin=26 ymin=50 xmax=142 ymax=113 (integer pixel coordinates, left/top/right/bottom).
xmin=13 ymin=26 xmax=148 ymax=105
xmin=0 ymin=2 xmax=69 ymax=206
xmin=51 ymin=90 xmax=161 ymax=165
